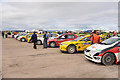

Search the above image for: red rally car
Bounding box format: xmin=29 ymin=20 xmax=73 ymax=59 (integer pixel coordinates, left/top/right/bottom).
xmin=47 ymin=33 xmax=78 ymax=48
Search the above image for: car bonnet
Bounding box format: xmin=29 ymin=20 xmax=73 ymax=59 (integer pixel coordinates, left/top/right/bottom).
xmin=86 ymin=43 xmax=116 ymax=51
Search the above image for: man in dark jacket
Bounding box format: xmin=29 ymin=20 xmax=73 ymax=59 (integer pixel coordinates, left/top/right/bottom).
xmin=31 ymin=32 xmax=37 ymax=49
xmin=43 ymin=31 xmax=48 ymax=48
xmin=2 ymin=31 xmax=4 ymax=38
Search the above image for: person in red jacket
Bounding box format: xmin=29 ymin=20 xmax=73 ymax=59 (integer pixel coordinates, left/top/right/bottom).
xmin=89 ymin=31 xmax=100 ymax=45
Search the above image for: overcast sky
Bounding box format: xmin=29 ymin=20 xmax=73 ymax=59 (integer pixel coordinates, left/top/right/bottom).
xmin=1 ymin=1 xmax=119 ymax=31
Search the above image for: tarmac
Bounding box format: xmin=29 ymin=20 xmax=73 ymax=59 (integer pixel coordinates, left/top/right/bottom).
xmin=2 ymin=38 xmax=118 ymax=78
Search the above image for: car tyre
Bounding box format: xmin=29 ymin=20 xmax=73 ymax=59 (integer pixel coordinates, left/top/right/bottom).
xmin=37 ymin=40 xmax=42 ymax=45
xmin=21 ymin=38 xmax=25 ymax=42
xmin=102 ymin=53 xmax=115 ymax=66
xmin=67 ymin=45 xmax=76 ymax=54
xmin=50 ymin=42 xmax=56 ymax=48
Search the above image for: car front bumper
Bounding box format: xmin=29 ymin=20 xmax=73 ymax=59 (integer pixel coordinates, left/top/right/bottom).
xmin=59 ymin=45 xmax=68 ymax=52
xmin=84 ymin=51 xmax=101 ymax=63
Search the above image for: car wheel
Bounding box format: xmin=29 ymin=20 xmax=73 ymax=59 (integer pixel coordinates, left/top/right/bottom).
xmin=21 ymin=38 xmax=25 ymax=42
xmin=50 ymin=42 xmax=56 ymax=48
xmin=37 ymin=40 xmax=42 ymax=45
xmin=29 ymin=39 xmax=32 ymax=43
xmin=102 ymin=53 xmax=115 ymax=66
xmin=67 ymin=45 xmax=76 ymax=54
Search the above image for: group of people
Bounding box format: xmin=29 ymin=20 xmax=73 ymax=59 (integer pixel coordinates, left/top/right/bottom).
xmin=106 ymin=31 xmax=116 ymax=39
xmin=89 ymin=30 xmax=116 ymax=45
xmin=2 ymin=31 xmax=15 ymax=38
xmin=31 ymin=31 xmax=48 ymax=49
xmin=2 ymin=30 xmax=116 ymax=49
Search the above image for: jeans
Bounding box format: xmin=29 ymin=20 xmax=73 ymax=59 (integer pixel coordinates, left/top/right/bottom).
xmin=33 ymin=42 xmax=37 ymax=49
xmin=43 ymin=39 xmax=47 ymax=48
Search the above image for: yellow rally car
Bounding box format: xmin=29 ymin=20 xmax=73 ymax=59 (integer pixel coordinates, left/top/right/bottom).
xmin=60 ymin=35 xmax=105 ymax=54
xmin=17 ymin=33 xmax=32 ymax=42
xmin=26 ymin=33 xmax=43 ymax=45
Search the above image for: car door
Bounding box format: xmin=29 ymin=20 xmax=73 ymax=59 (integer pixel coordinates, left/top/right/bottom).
xmin=77 ymin=37 xmax=91 ymax=51
xmin=117 ymin=42 xmax=120 ymax=62
xmin=57 ymin=35 xmax=66 ymax=45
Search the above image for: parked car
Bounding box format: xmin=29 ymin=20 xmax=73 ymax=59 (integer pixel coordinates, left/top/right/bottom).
xmin=47 ymin=33 xmax=78 ymax=48
xmin=26 ymin=33 xmax=60 ymax=45
xmin=84 ymin=36 xmax=120 ymax=66
xmin=14 ymin=33 xmax=27 ymax=39
xmin=60 ymin=35 xmax=105 ymax=54
xmin=26 ymin=34 xmax=43 ymax=45
xmin=17 ymin=33 xmax=32 ymax=42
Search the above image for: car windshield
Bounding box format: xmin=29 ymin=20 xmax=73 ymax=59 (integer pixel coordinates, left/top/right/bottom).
xmin=72 ymin=36 xmax=84 ymax=41
xmin=27 ymin=34 xmax=32 ymax=37
xmin=101 ymin=36 xmax=120 ymax=45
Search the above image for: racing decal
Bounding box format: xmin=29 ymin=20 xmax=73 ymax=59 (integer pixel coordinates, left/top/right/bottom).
xmin=96 ymin=49 xmax=101 ymax=51
xmin=99 ymin=43 xmax=119 ymax=57
xmin=81 ymin=43 xmax=90 ymax=45
xmin=58 ymin=39 xmax=64 ymax=41
xmin=81 ymin=43 xmax=84 ymax=45
xmin=101 ymin=42 xmax=119 ymax=53
xmin=118 ymin=48 xmax=120 ymax=51
xmin=92 ymin=46 xmax=95 ymax=48
xmin=84 ymin=43 xmax=91 ymax=45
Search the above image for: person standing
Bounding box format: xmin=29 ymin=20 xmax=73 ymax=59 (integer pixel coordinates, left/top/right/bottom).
xmin=12 ymin=32 xmax=14 ymax=38
xmin=31 ymin=32 xmax=37 ymax=49
xmin=2 ymin=31 xmax=4 ymax=38
xmin=111 ymin=31 xmax=115 ymax=37
xmin=43 ymin=31 xmax=48 ymax=48
xmin=106 ymin=33 xmax=111 ymax=39
xmin=5 ymin=32 xmax=8 ymax=38
xmin=89 ymin=30 xmax=100 ymax=45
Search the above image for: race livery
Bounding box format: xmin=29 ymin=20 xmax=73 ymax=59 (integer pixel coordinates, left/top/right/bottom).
xmin=47 ymin=34 xmax=78 ymax=48
xmin=17 ymin=33 xmax=31 ymax=42
xmin=84 ymin=36 xmax=120 ymax=66
xmin=25 ymin=34 xmax=43 ymax=45
xmin=27 ymin=33 xmax=60 ymax=45
xmin=60 ymin=35 xmax=105 ymax=54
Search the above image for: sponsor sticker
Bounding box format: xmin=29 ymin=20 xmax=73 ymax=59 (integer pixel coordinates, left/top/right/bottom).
xmin=92 ymin=46 xmax=95 ymax=48
xmin=118 ymin=48 xmax=120 ymax=51
xmin=84 ymin=43 xmax=91 ymax=45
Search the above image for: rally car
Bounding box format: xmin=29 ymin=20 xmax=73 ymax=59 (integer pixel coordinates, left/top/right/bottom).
xmin=26 ymin=34 xmax=43 ymax=45
xmin=17 ymin=33 xmax=32 ymax=42
xmin=60 ymin=35 xmax=105 ymax=54
xmin=84 ymin=36 xmax=120 ymax=66
xmin=27 ymin=33 xmax=60 ymax=45
xmin=47 ymin=33 xmax=78 ymax=48
xmin=15 ymin=33 xmax=28 ymax=39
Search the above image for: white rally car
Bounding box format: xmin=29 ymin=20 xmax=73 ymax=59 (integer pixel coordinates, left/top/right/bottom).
xmin=84 ymin=36 xmax=120 ymax=66
xmin=14 ymin=33 xmax=27 ymax=39
xmin=36 ymin=33 xmax=60 ymax=45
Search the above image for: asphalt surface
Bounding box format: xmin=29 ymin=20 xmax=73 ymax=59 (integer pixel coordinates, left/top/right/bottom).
xmin=2 ymin=38 xmax=118 ymax=78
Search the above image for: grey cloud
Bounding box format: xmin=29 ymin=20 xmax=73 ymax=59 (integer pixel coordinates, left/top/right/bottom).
xmin=2 ymin=2 xmax=118 ymax=30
